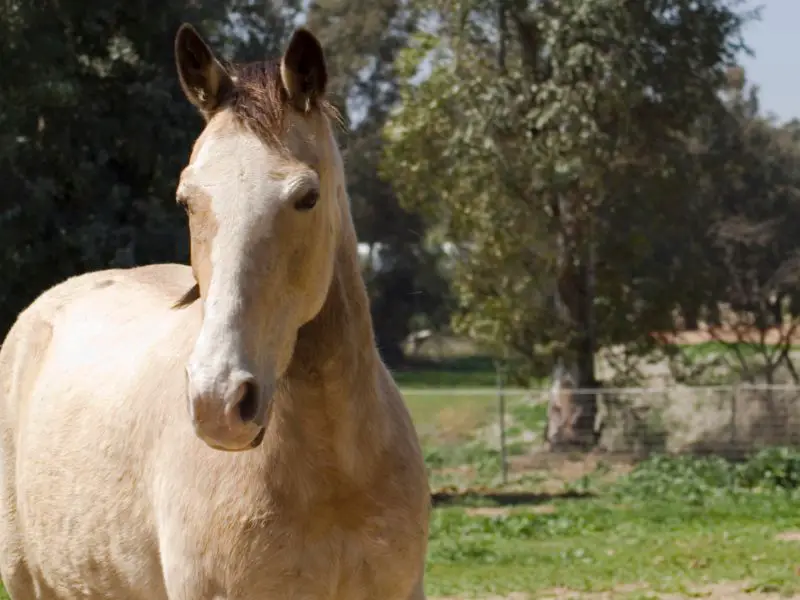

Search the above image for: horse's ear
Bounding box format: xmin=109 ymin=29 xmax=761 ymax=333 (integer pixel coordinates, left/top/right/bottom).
xmin=280 ymin=28 xmax=327 ymax=112
xmin=175 ymin=23 xmax=233 ymax=118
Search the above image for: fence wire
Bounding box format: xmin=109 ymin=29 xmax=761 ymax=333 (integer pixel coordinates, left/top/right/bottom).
xmin=408 ymin=384 xmax=800 ymax=490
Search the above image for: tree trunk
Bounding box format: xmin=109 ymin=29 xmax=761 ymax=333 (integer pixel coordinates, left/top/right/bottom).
xmin=512 ymin=3 xmax=599 ymax=449
xmin=546 ymin=204 xmax=599 ymax=450
xmin=684 ymin=305 xmax=699 ymax=331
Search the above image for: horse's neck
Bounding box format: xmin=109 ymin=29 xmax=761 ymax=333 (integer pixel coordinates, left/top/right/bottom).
xmin=269 ymin=220 xmax=385 ymax=484
xmin=288 ymin=136 xmax=377 ymax=395
xmin=290 ymin=220 xmax=377 ymax=385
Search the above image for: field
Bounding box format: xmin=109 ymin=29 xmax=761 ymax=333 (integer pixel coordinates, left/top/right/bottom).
xmin=399 ymin=356 xmax=800 ymax=599
xmin=424 ymin=456 xmax=800 ymax=599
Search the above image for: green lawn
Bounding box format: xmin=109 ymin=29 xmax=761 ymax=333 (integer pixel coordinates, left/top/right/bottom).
xmin=425 ymin=453 xmax=800 ymax=598
xmin=427 ymin=500 xmax=800 ymax=597
xmin=400 ymin=372 xmax=800 ymax=599
xmin=392 ymin=355 xmax=501 ymax=389
xmin=404 ymin=391 xmax=499 ymax=433
xmin=398 ymin=358 xmax=542 ymax=450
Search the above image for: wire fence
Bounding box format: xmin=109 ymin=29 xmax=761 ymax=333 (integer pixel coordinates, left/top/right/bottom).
xmin=406 ymin=384 xmax=800 ymax=490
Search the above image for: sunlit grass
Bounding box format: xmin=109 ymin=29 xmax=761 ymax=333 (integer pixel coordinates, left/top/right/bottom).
xmin=425 ymin=456 xmax=800 ymax=597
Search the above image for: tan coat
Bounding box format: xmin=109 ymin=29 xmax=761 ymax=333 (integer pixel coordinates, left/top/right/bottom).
xmin=0 ymin=24 xmax=429 ymax=600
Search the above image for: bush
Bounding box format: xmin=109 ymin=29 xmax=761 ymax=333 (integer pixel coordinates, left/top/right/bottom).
xmin=613 ymin=448 xmax=800 ymax=504
xmin=737 ymin=447 xmax=800 ymax=490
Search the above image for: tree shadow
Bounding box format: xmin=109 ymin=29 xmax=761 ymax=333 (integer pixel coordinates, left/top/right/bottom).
xmin=431 ymin=489 xmax=596 ymax=508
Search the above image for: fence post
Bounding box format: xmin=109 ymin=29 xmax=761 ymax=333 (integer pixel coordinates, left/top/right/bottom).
xmin=495 ymin=359 xmax=508 ymax=485
xmin=730 ymin=385 xmax=738 ymax=454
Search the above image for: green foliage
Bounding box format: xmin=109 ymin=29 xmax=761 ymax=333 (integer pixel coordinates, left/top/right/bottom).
xmin=0 ymin=0 xmax=230 ymax=334
xmin=308 ymin=0 xmax=453 ymax=365
xmin=214 ymin=0 xmax=303 ymax=61
xmin=614 ymin=449 xmax=800 ymax=505
xmin=0 ymin=0 xmax=449 ymax=366
xmin=383 ymin=0 xmax=754 ymax=382
xmin=736 ymin=447 xmax=800 ymax=490
xmin=667 ymin=88 xmax=800 ymax=384
xmin=426 ymin=442 xmax=501 ymax=478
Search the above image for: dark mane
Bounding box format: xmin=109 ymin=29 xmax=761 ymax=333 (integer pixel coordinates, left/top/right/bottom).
xmin=172 ymin=283 xmax=200 ymax=309
xmin=227 ymin=61 xmax=290 ymax=146
xmin=226 ymin=60 xmax=342 ymax=147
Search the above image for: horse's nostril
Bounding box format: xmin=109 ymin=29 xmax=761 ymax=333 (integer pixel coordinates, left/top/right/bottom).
xmin=237 ymin=381 xmax=259 ymax=423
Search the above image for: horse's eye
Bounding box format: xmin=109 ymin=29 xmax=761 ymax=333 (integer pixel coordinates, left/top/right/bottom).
xmin=294 ymin=190 xmax=319 ymax=212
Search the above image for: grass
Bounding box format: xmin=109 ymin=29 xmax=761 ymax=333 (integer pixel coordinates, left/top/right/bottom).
xmin=399 ymin=362 xmax=545 ymax=444
xmin=404 ymin=391 xmax=499 ymax=438
xmin=424 ymin=452 xmax=800 ymax=598
xmin=392 ymin=355 xmax=500 ymax=389
xmin=674 ymin=341 xmax=800 ymax=361
xmin=427 ymin=500 xmax=800 ymax=597
xmin=402 ymin=369 xmax=800 ymax=598
xmin=407 ymin=389 xmax=548 ymax=491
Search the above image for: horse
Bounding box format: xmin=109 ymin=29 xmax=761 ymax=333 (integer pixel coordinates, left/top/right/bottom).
xmin=0 ymin=23 xmax=429 ymax=600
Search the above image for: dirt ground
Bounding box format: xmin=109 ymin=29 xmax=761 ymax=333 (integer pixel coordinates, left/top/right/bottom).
xmin=434 ymin=581 xmax=800 ymax=599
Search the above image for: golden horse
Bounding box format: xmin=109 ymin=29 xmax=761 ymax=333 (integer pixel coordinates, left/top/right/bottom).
xmin=0 ymin=24 xmax=429 ymax=600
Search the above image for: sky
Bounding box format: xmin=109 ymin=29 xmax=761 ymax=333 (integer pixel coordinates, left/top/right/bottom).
xmin=739 ymin=0 xmax=800 ymax=122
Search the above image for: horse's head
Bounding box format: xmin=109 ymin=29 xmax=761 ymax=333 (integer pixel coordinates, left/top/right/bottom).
xmin=174 ymin=24 xmax=343 ymax=451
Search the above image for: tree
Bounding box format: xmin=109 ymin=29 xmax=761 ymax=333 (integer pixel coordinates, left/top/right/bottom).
xmin=666 ymin=76 xmax=800 ymax=385
xmin=382 ymin=0 xmax=751 ymax=447
xmin=308 ymin=0 xmax=452 ymax=365
xmin=213 ymin=0 xmax=303 ymax=61
xmin=0 ymin=1 xmax=302 ymax=335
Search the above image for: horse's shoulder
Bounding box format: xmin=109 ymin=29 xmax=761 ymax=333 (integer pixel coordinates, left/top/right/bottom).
xmin=0 ymin=271 xmax=102 ymax=424
xmin=0 ymin=264 xmax=196 ymax=409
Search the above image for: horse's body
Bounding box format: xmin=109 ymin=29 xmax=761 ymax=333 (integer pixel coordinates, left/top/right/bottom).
xmin=0 ymin=24 xmax=429 ymax=600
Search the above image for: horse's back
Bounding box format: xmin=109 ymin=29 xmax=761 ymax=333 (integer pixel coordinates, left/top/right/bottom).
xmin=0 ymin=264 xmax=198 ymax=600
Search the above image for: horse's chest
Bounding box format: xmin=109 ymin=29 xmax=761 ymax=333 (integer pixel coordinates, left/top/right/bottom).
xmin=232 ymin=506 xmax=425 ymax=600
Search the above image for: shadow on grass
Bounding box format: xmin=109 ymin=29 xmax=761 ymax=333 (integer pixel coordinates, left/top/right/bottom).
xmin=431 ymin=489 xmax=595 ymax=508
